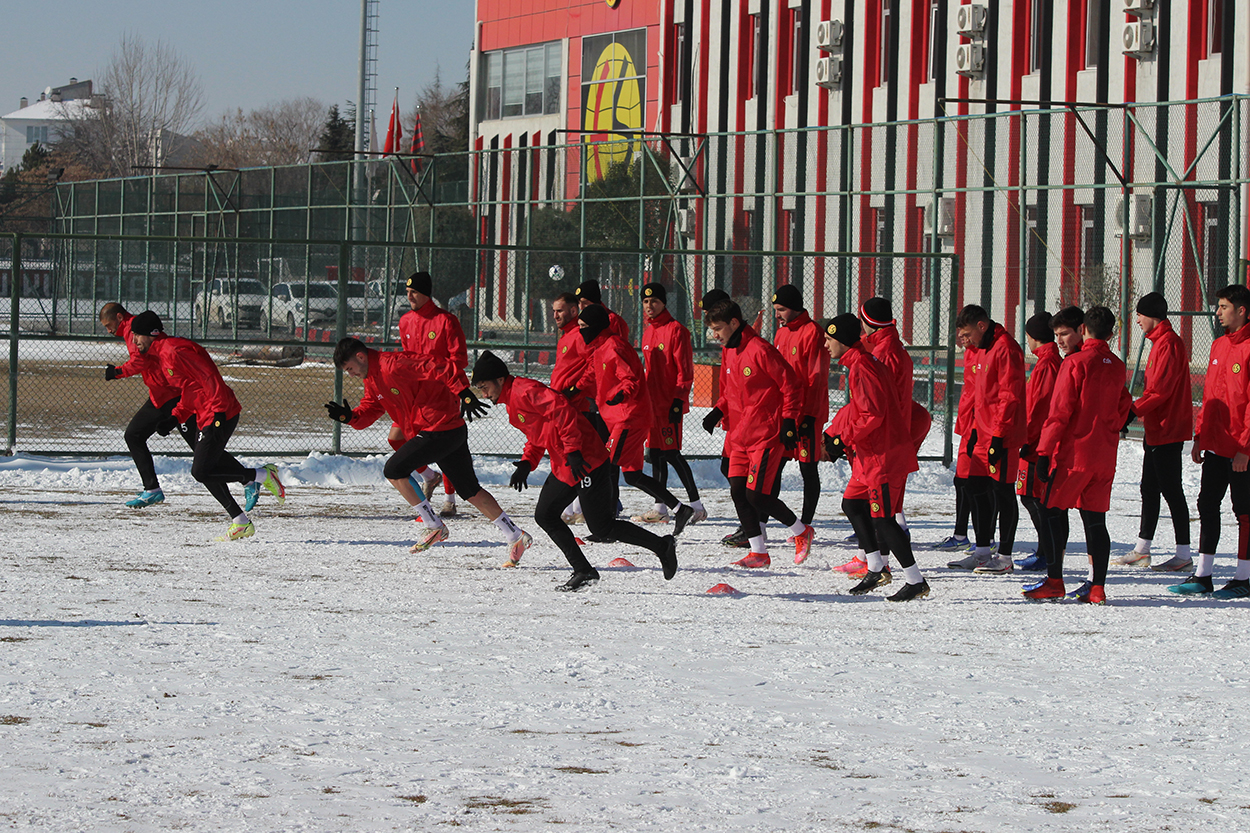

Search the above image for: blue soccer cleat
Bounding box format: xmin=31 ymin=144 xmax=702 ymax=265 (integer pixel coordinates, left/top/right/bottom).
xmin=125 ymin=489 xmax=165 ymax=508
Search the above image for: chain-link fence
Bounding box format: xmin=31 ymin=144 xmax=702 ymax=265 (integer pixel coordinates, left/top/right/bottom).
xmin=2 ymin=231 xmax=956 ymax=462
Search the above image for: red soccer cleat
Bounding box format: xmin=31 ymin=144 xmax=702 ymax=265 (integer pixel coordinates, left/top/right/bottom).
xmin=833 ymin=555 xmax=868 ymax=575
xmin=1084 ymin=584 xmax=1107 ymax=605
xmin=1022 ymin=577 xmax=1066 ymax=600
xmin=733 ymin=552 xmax=771 ymax=568
xmin=793 ymin=525 xmax=815 ymax=564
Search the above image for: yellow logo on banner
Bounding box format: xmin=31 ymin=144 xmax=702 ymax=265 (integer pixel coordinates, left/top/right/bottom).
xmin=606 ymin=0 xmax=621 ymax=6
xmin=583 ymin=41 xmax=642 ymax=181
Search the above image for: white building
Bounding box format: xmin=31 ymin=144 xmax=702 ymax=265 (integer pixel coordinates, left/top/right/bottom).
xmin=0 ymin=78 xmax=92 ymax=174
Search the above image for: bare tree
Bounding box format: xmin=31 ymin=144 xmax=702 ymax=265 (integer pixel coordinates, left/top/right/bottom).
xmin=58 ymin=33 xmax=205 ymax=177
xmin=406 ymin=68 xmax=470 ymax=156
xmin=196 ymin=97 xmax=326 ymax=168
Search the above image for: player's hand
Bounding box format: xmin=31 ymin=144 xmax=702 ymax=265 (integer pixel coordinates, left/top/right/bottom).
xmin=509 ymin=460 xmax=532 ymax=491
xmin=1121 ymin=411 xmax=1136 ymax=438
xmin=325 ymin=399 xmax=354 ymax=423
xmin=1036 ymin=455 xmax=1052 ymax=483
xmin=964 ymin=428 xmax=978 ymax=458
xmin=459 ymin=388 xmax=489 ymax=422
xmin=669 ymin=398 xmax=683 ymax=426
xmin=156 ymin=416 xmax=178 ymax=437
xmin=562 ymin=386 xmax=579 ymax=399
xmin=780 ymin=417 xmax=798 ymax=450
xmin=988 ymin=435 xmax=1004 ymax=462
xmin=606 ymin=391 xmax=625 ymax=406
xmin=824 ymin=433 xmax=846 ymax=463
xmin=104 ymin=365 xmax=118 ymax=381
xmin=1235 ymin=452 xmax=1249 ymax=473
xmin=702 ymin=407 xmax=723 ymax=434
xmin=567 ymin=450 xmax=589 ymax=481
xmin=1192 ymin=442 xmax=1205 ymax=465
xmin=1019 ymin=443 xmax=1033 ymax=460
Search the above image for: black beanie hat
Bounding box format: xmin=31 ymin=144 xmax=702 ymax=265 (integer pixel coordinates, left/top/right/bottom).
xmin=578 ymin=304 xmax=610 ymax=344
xmin=771 ymin=284 xmax=804 ymax=312
xmin=641 ymin=282 xmax=667 ymax=304
xmin=131 ymin=310 xmax=164 ymax=336
xmin=1136 ymin=292 xmax=1167 ymax=320
xmin=405 ymin=271 xmax=433 ymax=295
xmin=1025 ymin=312 xmax=1054 ymax=343
xmin=819 ymin=314 xmax=862 ymax=346
xmin=701 ymin=289 xmax=729 ymax=310
xmin=859 ymin=297 xmax=894 ymax=328
xmin=471 ymin=350 xmax=509 ymax=384
xmin=575 ymin=280 xmax=602 ymax=304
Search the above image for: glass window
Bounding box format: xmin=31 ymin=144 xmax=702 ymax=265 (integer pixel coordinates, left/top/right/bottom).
xmin=503 ymin=51 xmax=524 ymax=117
xmin=789 ymin=8 xmax=803 ymax=96
xmin=1209 ymin=0 xmax=1224 ymax=55
xmin=1084 ymin=1 xmax=1099 ymax=69
xmin=481 ymin=42 xmax=564 ymax=120
xmin=928 ymin=1 xmax=941 ymax=82
xmin=545 ymin=43 xmax=562 ymax=115
xmin=1029 ymin=0 xmax=1045 ymax=73
xmin=880 ymin=0 xmax=892 ymax=86
xmin=485 ymin=53 xmax=502 ymax=121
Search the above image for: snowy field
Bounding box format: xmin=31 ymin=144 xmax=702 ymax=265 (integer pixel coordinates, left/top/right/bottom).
xmin=2 ymin=445 xmax=1249 ymax=832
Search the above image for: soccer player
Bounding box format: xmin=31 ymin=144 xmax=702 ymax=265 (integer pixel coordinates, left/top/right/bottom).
xmin=948 ymin=305 xmax=1026 ymax=574
xmin=549 ymin=291 xmax=595 ymax=525
xmin=1168 ymin=284 xmax=1250 ymax=598
xmin=574 ymin=279 xmax=630 ymax=343
xmin=327 ymin=337 xmax=531 ymax=563
xmin=1025 ymin=306 xmax=1132 ymax=604
xmin=576 ymin=305 xmax=697 ymax=534
xmin=1115 ymin=292 xmax=1194 ymax=571
xmin=935 ymin=328 xmax=977 ymax=552
xmin=395 ymin=270 xmax=487 ymax=518
xmin=471 ymin=351 xmax=678 ymax=591
xmin=127 ymin=311 xmax=285 ymax=541
xmin=100 ymin=302 xmax=181 ymax=508
xmin=771 ymin=284 xmax=830 ymax=534
xmin=702 ymin=300 xmax=812 ymax=567
xmin=820 ymin=314 xmax=929 ymax=601
xmin=636 ymin=281 xmax=706 ymax=525
xmin=1013 ymin=312 xmax=1062 ymax=572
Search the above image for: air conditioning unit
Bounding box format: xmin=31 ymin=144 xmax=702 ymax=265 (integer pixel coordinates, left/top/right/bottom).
xmin=815 ymin=19 xmax=844 ymax=51
xmin=676 ymin=207 xmax=697 ymax=237
xmin=815 ymin=56 xmax=843 ymax=89
xmin=956 ymin=3 xmax=986 ymax=36
xmin=955 ymin=43 xmax=985 ymax=76
xmin=1127 ymin=194 xmax=1152 ymax=239
xmin=1124 ymin=0 xmax=1152 ymax=14
xmin=1122 ymin=21 xmax=1155 ymax=55
xmin=934 ymin=197 xmax=957 ymax=236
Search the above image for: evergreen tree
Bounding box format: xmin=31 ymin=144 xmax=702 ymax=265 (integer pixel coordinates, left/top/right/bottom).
xmin=317 ymin=104 xmax=355 ymax=162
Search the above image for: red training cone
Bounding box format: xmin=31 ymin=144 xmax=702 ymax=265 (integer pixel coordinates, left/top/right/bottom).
xmin=706 ymin=583 xmax=741 ymax=595
xmin=608 ymin=557 xmax=635 ymax=568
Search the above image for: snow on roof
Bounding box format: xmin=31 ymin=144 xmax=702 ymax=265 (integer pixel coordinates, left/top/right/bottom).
xmin=2 ymin=98 xmax=92 ymax=121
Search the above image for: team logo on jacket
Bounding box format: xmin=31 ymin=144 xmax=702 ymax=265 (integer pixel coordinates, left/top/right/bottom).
xmin=518 ymin=414 xmax=526 ymax=423
xmin=428 ymin=332 xmax=436 ymax=339
xmin=1236 ymin=363 xmax=1243 ymax=373
xmin=743 ymin=366 xmax=752 ymax=376
xmin=791 ymin=346 xmax=797 ymax=355
xmin=871 ymin=501 xmax=880 ymax=513
xmin=166 ymin=368 xmax=174 ymax=376
xmin=562 ymin=345 xmax=568 ymax=353
xmin=390 ymin=387 xmax=400 ymax=395
xmin=658 ymin=342 xmax=664 ymax=350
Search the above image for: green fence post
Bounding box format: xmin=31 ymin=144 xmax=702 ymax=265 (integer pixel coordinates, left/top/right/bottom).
xmin=332 ymin=239 xmax=349 ymax=454
xmin=8 ymin=233 xmax=21 ymax=453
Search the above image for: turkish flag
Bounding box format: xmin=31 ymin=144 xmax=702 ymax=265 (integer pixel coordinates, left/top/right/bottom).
xmin=383 ymin=92 xmax=401 ymax=155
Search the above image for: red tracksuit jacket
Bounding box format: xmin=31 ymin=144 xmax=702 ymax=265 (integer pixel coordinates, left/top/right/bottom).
xmin=1037 ymin=338 xmax=1131 ymax=473
xmin=825 ymin=341 xmax=917 ymax=483
xmin=1021 ymin=340 xmax=1061 ymax=460
xmin=863 ymin=325 xmax=913 ymax=408
xmin=716 ymin=326 xmax=802 ymax=452
xmin=1134 ymin=319 xmax=1193 ymax=447
xmin=580 ymin=331 xmax=652 ymax=434
xmin=146 ymin=336 xmax=241 ymax=428
xmin=550 ymin=320 xmax=593 ymax=413
xmin=347 ymin=348 xmax=464 ymax=437
xmin=968 ymin=323 xmax=1027 ymax=448
xmin=113 ymin=313 xmax=180 ymax=407
xmin=1195 ymin=321 xmax=1250 ymax=459
xmin=398 ymin=299 xmax=470 ymax=390
xmin=501 ymin=376 xmax=609 ymax=487
xmin=775 ymin=312 xmax=831 ymax=427
xmin=641 ymin=310 xmax=694 ymax=424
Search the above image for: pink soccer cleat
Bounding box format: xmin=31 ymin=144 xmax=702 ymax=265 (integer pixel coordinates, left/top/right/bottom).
xmin=733 ymin=552 xmax=771 ymax=569
xmin=793 ymin=524 xmax=815 ymax=564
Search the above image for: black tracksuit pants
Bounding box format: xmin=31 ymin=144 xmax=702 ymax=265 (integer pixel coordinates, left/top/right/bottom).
xmin=178 ymin=414 xmax=254 ymax=519
xmin=126 ymin=396 xmax=179 ymax=491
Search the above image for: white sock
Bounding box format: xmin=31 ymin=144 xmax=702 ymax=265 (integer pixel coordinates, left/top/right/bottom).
xmin=748 ymin=534 xmax=767 ymax=554
xmin=1197 ymin=552 xmax=1215 ymax=577
xmin=654 ymin=502 xmax=667 ymax=515
xmin=903 ymin=564 xmax=924 ymax=585
xmin=571 ymin=497 xmax=582 ymax=514
xmin=691 ymin=499 xmax=704 ymax=513
xmin=1086 ymin=563 xmax=1095 ymax=581
xmin=896 ymin=512 xmax=909 ymax=531
xmin=422 ymin=469 xmax=440 ymax=486
xmin=252 ymin=468 xmax=267 ymax=484
xmin=415 ymin=502 xmax=440 ymax=528
xmin=974 ymin=546 xmax=993 ymax=558
xmin=788 ymin=519 xmax=807 ymax=537
xmin=1235 ymin=560 xmax=1250 ymax=581
xmin=232 ymin=512 xmax=249 ymax=525
xmin=865 ymin=550 xmax=884 ymax=572
xmin=445 ymin=494 xmax=456 ymax=506
xmin=1135 ymin=537 xmax=1152 ymax=554
xmin=492 ymin=512 xmax=523 ymax=541
xmin=1176 ymin=543 xmax=1192 ymax=560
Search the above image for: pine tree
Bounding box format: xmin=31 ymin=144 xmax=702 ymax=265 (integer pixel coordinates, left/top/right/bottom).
xmin=317 ymin=104 xmax=355 ymax=162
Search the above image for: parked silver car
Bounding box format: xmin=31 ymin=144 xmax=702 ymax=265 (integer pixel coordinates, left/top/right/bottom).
xmin=194 ymin=278 xmax=266 ymax=328
xmin=263 ymin=281 xmax=339 ymax=335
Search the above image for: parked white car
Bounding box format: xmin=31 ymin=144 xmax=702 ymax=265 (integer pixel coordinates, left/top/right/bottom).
xmin=262 ymin=282 xmax=339 ymax=335
xmin=193 ymin=278 xmax=267 ymax=328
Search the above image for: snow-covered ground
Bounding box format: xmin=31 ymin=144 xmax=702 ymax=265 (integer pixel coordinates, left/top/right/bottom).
xmin=2 ymin=446 xmax=1248 ymax=832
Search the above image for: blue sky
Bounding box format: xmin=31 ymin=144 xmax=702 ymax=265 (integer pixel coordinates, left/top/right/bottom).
xmin=3 ymin=1 xmax=475 ymax=121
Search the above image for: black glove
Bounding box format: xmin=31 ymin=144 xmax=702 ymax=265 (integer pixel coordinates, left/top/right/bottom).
xmin=780 ymin=417 xmax=798 ymax=450
xmin=200 ymin=412 xmax=227 ymax=443
xmin=562 ymin=386 xmax=579 ymax=399
xmin=1019 ymin=443 xmax=1033 ymax=460
xmin=459 ymin=387 xmax=489 ymax=422
xmin=156 ymin=416 xmax=178 ymax=437
xmin=988 ymin=435 xmax=1005 ymax=465
xmin=325 ymin=399 xmax=354 ymax=423
xmin=1122 ymin=410 xmax=1137 ymax=433
xmin=824 ymin=433 xmax=846 ymax=462
xmin=1036 ymin=455 xmax=1052 ymax=483
xmin=964 ymin=427 xmax=978 ymax=458
xmin=669 ymin=398 xmax=683 ymax=426
xmin=800 ymin=415 xmax=814 ymax=433
xmin=702 ymin=407 xmax=724 ymax=434
xmin=104 ymin=365 xmax=118 ymax=381
xmin=567 ymin=450 xmax=589 ymax=481
xmin=606 ymin=390 xmax=625 ymax=406
xmin=509 ymin=460 xmax=532 ymax=491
